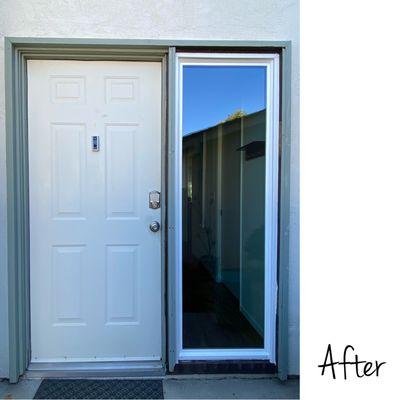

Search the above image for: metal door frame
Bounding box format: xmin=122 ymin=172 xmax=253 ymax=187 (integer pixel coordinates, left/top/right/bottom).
xmin=4 ymin=37 xmax=292 ymax=382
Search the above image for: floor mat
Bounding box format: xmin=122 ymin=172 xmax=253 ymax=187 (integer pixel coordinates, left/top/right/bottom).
xmin=34 ymin=379 xmax=164 ymax=399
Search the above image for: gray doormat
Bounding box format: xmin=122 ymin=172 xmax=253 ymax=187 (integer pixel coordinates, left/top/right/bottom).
xmin=34 ymin=379 xmax=164 ymax=399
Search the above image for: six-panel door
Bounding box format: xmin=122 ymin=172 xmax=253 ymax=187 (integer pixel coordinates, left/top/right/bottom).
xmin=28 ymin=60 xmax=162 ymax=362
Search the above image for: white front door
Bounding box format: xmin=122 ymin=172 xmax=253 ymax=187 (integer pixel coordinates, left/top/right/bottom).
xmin=28 ymin=60 xmax=162 ymax=362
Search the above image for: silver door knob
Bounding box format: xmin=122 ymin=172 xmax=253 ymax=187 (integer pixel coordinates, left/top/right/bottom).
xmin=149 ymin=221 xmax=160 ymax=232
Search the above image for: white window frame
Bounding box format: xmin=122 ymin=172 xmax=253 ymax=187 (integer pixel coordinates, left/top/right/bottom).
xmin=174 ymin=52 xmax=280 ymax=363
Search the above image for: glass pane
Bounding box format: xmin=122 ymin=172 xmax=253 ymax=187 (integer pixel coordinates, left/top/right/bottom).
xmin=182 ymin=65 xmax=267 ymax=349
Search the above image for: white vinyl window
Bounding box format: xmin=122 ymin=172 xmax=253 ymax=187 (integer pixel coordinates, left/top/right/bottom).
xmin=174 ymin=53 xmax=280 ymax=362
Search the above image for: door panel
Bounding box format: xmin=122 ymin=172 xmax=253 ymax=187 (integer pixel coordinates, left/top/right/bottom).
xmin=28 ymin=60 xmax=162 ymax=362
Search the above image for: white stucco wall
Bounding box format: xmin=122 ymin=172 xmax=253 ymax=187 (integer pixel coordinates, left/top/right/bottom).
xmin=0 ymin=0 xmax=299 ymax=377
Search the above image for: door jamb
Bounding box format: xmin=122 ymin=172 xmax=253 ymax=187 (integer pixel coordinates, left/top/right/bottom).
xmin=4 ymin=38 xmax=292 ymax=382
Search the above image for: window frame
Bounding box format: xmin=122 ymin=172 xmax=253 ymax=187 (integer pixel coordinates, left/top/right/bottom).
xmin=174 ymin=52 xmax=280 ymax=362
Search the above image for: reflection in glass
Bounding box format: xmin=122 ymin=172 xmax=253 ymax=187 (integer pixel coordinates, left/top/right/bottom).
xmin=182 ymin=66 xmax=266 ymax=349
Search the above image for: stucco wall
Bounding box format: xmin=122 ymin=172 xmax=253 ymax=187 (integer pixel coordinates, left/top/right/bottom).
xmin=0 ymin=0 xmax=299 ymax=377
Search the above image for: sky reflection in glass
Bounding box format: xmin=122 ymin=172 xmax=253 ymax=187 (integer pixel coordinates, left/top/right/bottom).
xmin=182 ymin=66 xmax=266 ymax=135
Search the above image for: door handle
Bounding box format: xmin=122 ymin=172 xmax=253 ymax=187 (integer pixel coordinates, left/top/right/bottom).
xmin=149 ymin=221 xmax=160 ymax=232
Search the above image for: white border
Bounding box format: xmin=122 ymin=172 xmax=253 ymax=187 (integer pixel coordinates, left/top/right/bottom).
xmin=175 ymin=53 xmax=280 ymax=363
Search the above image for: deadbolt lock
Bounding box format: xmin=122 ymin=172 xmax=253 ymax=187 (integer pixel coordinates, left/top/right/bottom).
xmin=149 ymin=190 xmax=161 ymax=209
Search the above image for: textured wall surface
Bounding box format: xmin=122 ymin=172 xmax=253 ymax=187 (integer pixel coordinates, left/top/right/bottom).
xmin=0 ymin=0 xmax=299 ymax=377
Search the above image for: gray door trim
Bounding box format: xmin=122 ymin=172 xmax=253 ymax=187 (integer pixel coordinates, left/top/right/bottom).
xmin=166 ymin=46 xmax=178 ymax=373
xmin=4 ymin=37 xmax=292 ymax=382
